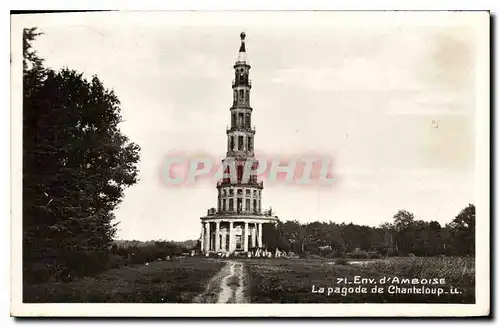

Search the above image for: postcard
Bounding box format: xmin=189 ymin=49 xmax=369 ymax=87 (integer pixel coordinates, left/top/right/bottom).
xmin=10 ymin=10 xmax=490 ymax=317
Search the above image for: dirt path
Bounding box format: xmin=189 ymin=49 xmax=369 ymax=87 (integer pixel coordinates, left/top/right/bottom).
xmin=216 ymin=261 xmax=245 ymax=303
xmin=193 ymin=260 xmax=247 ymax=303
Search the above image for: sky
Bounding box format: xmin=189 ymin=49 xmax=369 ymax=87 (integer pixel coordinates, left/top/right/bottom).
xmin=16 ymin=11 xmax=481 ymax=241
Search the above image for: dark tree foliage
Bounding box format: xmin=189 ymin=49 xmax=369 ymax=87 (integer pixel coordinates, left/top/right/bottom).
xmin=108 ymin=240 xmax=191 ymax=267
xmin=23 ymin=28 xmax=140 ymax=283
xmin=446 ymin=204 xmax=475 ymax=255
xmin=263 ymin=205 xmax=475 ymax=258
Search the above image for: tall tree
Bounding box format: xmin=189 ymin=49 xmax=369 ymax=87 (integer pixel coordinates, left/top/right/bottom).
xmin=23 ymin=28 xmax=141 ymax=282
xmin=391 ymin=210 xmax=416 ymax=255
xmin=393 ymin=210 xmax=415 ymax=231
xmin=23 ymin=28 xmax=45 ymax=96
xmin=446 ymin=204 xmax=475 ymax=255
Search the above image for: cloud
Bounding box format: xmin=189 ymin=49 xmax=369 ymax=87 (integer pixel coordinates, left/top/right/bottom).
xmin=337 ymin=167 xmax=473 ymax=193
xmin=270 ymin=58 xmax=422 ymax=91
xmin=383 ymin=89 xmax=474 ymax=116
xmin=166 ymin=53 xmax=222 ymax=80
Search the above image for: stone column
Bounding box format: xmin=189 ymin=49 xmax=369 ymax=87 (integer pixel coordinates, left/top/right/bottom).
xmin=258 ymin=222 xmax=263 ymax=248
xmin=200 ymin=223 xmax=204 ymax=252
xmin=221 ymin=227 xmax=227 ymax=252
xmin=244 ymin=221 xmax=249 ymax=252
xmin=251 ymin=224 xmax=257 ymax=248
xmin=229 ymin=221 xmax=234 ymax=252
xmin=204 ymin=222 xmax=210 ymax=253
xmin=215 ymin=221 xmax=220 ymax=252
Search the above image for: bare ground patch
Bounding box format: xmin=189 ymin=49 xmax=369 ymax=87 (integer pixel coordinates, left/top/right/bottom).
xmin=193 ymin=260 xmax=231 ymax=303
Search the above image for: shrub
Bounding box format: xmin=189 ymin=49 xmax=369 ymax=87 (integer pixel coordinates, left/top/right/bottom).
xmin=368 ymin=251 xmax=381 ymax=259
xmin=346 ymin=251 xmax=369 ymax=259
xmin=108 ymin=254 xmax=125 ymax=269
xmin=386 ymin=248 xmax=397 ymax=257
xmin=116 ymin=241 xmax=189 ymax=265
xmin=62 ymin=250 xmax=110 ymax=280
xmin=324 ymin=250 xmax=343 ymax=258
xmin=23 ymin=263 xmax=54 ymax=284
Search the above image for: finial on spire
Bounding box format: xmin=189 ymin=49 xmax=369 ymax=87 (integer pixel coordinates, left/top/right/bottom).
xmin=239 ymin=32 xmax=246 ymax=53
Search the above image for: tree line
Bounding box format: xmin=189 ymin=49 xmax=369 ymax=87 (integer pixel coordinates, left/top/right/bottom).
xmin=263 ymin=204 xmax=475 ymax=258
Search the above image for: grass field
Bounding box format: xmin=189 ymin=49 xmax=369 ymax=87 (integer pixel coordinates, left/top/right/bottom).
xmin=244 ymin=257 xmax=475 ymax=303
xmin=23 ymin=258 xmax=225 ymax=303
xmin=24 ymin=256 xmax=475 ymax=304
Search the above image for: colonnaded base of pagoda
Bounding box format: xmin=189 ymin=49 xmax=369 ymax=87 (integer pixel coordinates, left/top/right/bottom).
xmin=199 ymin=214 xmax=278 ymax=254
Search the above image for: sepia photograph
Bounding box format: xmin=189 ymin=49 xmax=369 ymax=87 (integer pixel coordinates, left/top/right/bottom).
xmin=10 ymin=10 xmax=490 ymax=317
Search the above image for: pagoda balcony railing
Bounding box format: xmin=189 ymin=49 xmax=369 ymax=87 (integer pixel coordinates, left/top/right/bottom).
xmin=217 ymin=180 xmax=263 ymax=188
xmin=216 ymin=209 xmax=262 ymax=216
xmin=226 ymin=125 xmax=256 ymax=133
xmin=206 ymin=208 xmax=278 ymax=218
xmin=232 ymin=79 xmax=252 ymax=87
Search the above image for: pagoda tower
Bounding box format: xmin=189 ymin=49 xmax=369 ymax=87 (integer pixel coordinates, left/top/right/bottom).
xmin=199 ymin=32 xmax=278 ymax=254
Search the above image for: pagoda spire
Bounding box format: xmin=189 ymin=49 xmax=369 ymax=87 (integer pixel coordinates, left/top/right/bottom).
xmin=239 ymin=32 xmax=246 ymax=53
